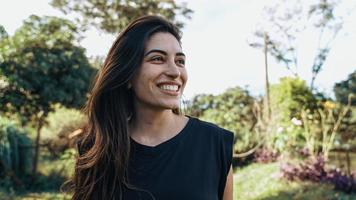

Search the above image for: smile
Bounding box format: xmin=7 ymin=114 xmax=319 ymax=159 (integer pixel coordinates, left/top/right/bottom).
xmin=156 ymin=83 xmax=181 ymax=96
xmin=159 ymin=84 xmax=179 ymax=91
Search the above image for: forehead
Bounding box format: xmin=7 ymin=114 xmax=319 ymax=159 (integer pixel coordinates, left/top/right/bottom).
xmin=145 ymin=32 xmax=182 ymax=53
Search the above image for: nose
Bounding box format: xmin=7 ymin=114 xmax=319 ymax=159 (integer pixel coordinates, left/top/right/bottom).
xmin=165 ymin=59 xmax=180 ymax=78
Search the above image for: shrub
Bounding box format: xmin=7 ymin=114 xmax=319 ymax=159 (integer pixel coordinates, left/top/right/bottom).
xmin=270 ymin=77 xmax=317 ymax=123
xmin=268 ymin=77 xmax=318 ymax=153
xmin=42 ymin=105 xmax=86 ymax=157
xmin=0 ymin=116 xmax=33 ymax=190
xmin=253 ymin=147 xmax=279 ymax=163
xmin=280 ymin=155 xmax=356 ymax=193
xmin=188 ymin=87 xmax=258 ymax=154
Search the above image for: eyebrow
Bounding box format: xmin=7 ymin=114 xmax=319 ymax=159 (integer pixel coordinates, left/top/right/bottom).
xmin=144 ymin=49 xmax=185 ymax=57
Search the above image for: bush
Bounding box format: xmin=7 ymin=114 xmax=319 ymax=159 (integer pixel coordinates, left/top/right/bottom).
xmin=280 ymin=155 xmax=356 ymax=194
xmin=334 ymin=106 xmax=356 ymax=151
xmin=270 ymin=77 xmax=317 ymax=123
xmin=267 ymin=77 xmax=319 ymax=153
xmin=0 ymin=116 xmax=33 ymax=190
xmin=188 ymin=87 xmax=258 ymax=154
xmin=334 ymin=70 xmax=356 ymax=106
xmin=253 ymin=147 xmax=279 ymax=163
xmin=42 ymin=105 xmax=86 ymax=157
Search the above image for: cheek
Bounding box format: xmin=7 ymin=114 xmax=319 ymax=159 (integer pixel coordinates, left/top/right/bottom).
xmin=131 ymin=69 xmax=156 ymax=96
xmin=180 ymin=69 xmax=188 ymax=86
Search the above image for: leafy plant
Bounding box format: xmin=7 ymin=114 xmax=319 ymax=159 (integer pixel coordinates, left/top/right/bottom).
xmin=0 ymin=15 xmax=96 ymax=175
xmin=334 ymin=70 xmax=356 ymax=106
xmin=301 ymin=95 xmax=353 ymax=159
xmin=0 ymin=116 xmax=33 ymax=191
xmin=268 ymin=77 xmax=318 ymax=153
xmin=188 ymin=87 xmax=258 ymax=154
xmin=42 ymin=105 xmax=86 ymax=158
xmin=253 ymin=147 xmax=279 ymax=163
xmin=280 ymin=155 xmax=356 ymax=194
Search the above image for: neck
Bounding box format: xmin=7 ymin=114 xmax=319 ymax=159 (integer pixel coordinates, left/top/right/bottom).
xmin=129 ymin=103 xmax=180 ymax=140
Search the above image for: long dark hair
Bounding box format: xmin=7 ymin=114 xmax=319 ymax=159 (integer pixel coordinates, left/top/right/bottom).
xmin=70 ymin=16 xmax=182 ymax=200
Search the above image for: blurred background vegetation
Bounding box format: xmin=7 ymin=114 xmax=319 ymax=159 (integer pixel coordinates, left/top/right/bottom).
xmin=0 ymin=0 xmax=355 ymax=199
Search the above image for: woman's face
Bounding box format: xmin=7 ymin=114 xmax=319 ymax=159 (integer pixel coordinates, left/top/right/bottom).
xmin=130 ymin=32 xmax=187 ymax=111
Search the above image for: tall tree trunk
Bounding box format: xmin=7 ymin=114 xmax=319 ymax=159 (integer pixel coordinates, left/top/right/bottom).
xmin=32 ymin=118 xmax=44 ymax=176
xmin=310 ymin=72 xmax=316 ymax=91
xmin=264 ymin=32 xmax=271 ymax=121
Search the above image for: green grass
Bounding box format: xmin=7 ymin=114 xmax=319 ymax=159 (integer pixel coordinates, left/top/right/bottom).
xmin=0 ymin=191 xmax=71 ymax=200
xmin=233 ymin=162 xmax=355 ymax=200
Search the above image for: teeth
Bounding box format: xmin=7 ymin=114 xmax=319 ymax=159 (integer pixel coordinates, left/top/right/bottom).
xmin=159 ymin=85 xmax=178 ymax=91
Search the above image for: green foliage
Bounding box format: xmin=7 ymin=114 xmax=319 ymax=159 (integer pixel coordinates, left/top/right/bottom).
xmin=0 ymin=116 xmax=33 ymax=189
xmin=268 ymin=77 xmax=317 ymax=152
xmin=58 ymin=148 xmax=76 ymax=178
xmin=188 ymin=94 xmax=215 ymax=117
xmin=0 ymin=15 xmax=96 ymax=125
xmin=270 ymin=77 xmax=317 ymax=123
xmin=335 ymin=106 xmax=356 ymax=150
xmin=50 ymin=0 xmax=193 ymax=34
xmin=298 ymin=98 xmax=354 ymax=159
xmin=334 ymin=70 xmax=356 ymax=106
xmin=89 ymin=55 xmax=105 ymax=70
xmin=42 ymin=105 xmax=86 ymax=157
xmin=0 ymin=15 xmax=96 ymax=175
xmin=42 ymin=104 xmax=86 ymax=140
xmin=189 ymin=87 xmax=257 ymax=153
xmin=26 ymin=148 xmax=76 ymax=192
xmin=273 ymin=123 xmax=305 ymax=153
xmin=0 ymin=25 xmax=8 ymax=39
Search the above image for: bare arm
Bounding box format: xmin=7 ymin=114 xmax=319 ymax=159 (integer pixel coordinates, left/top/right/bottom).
xmin=223 ymin=165 xmax=233 ymax=200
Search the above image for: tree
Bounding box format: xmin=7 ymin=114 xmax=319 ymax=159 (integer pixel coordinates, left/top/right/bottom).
xmin=188 ymin=87 xmax=257 ymax=153
xmin=50 ymin=0 xmax=193 ymax=34
xmin=187 ymin=94 xmax=215 ymax=117
xmin=249 ymin=0 xmax=351 ymax=90
xmin=270 ymin=77 xmax=317 ymax=123
xmin=269 ymin=77 xmax=318 ymax=152
xmin=334 ymin=70 xmax=356 ymax=106
xmin=333 ymin=71 xmax=356 ymax=155
xmin=0 ymin=25 xmax=8 ymax=40
xmin=0 ymin=15 xmax=96 ymax=175
xmin=0 ymin=116 xmax=33 ymax=189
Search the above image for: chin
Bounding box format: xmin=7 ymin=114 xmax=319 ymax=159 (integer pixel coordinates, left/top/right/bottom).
xmin=160 ymin=101 xmax=180 ymax=110
xmin=167 ymin=104 xmax=180 ymax=110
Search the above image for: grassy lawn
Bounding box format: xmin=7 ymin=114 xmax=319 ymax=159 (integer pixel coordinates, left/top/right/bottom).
xmin=2 ymin=161 xmax=355 ymax=199
xmin=0 ymin=191 xmax=71 ymax=200
xmin=233 ymin=162 xmax=355 ymax=200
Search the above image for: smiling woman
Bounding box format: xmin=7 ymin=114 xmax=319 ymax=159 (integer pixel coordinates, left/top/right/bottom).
xmin=130 ymin=32 xmax=187 ymax=113
xmin=68 ymin=15 xmax=234 ymax=200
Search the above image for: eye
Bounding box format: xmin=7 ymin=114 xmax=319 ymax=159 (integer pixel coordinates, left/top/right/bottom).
xmin=176 ymin=58 xmax=185 ymax=66
xmin=150 ymin=56 xmax=164 ymax=62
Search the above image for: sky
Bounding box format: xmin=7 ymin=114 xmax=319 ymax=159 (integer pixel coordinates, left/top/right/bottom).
xmin=1 ymin=0 xmax=355 ymax=100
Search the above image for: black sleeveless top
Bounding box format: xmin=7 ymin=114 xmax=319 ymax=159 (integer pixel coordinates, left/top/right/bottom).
xmin=123 ymin=116 xmax=234 ymax=200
